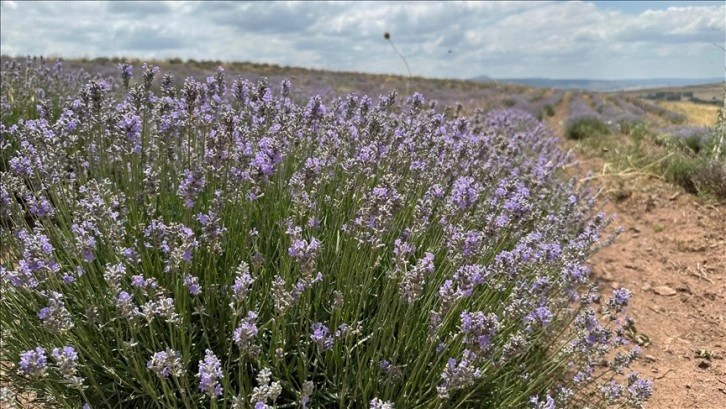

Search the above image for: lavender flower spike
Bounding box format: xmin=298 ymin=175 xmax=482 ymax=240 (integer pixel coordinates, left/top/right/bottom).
xmin=197 ymin=349 xmax=223 ymax=398
xmin=148 ymin=348 xmax=184 ymax=379
xmin=19 ymin=347 xmax=48 ymax=377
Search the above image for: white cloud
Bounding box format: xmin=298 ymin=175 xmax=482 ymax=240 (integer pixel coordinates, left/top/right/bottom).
xmin=1 ymin=0 xmax=18 ymax=10
xmin=0 ymin=1 xmax=723 ymax=79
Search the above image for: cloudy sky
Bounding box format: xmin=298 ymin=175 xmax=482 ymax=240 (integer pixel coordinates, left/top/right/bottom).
xmin=1 ymin=1 xmax=724 ymax=80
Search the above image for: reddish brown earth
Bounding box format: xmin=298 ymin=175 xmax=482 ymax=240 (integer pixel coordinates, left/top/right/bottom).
xmin=549 ymin=100 xmax=726 ymax=409
xmin=591 ymin=173 xmax=726 ymax=409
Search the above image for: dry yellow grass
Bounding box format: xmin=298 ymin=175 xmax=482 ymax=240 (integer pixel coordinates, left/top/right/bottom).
xmin=657 ymin=101 xmax=720 ymax=126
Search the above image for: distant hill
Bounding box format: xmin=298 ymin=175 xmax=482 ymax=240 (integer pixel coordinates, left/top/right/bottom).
xmin=472 ymin=76 xmax=724 ymax=91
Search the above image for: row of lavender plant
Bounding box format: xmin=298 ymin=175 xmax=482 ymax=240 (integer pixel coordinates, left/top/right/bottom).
xmin=590 ymin=95 xmax=643 ymax=133
xmin=541 ymin=90 xmax=565 ymax=110
xmin=0 ymin=57 xmax=118 ymax=126
xmin=9 ymin=56 xmax=526 ymax=117
xmin=657 ymin=125 xmax=714 ymax=150
xmin=605 ymin=90 xmax=726 ymax=198
xmin=566 ymin=94 xmax=600 ymax=124
xmin=496 ymin=90 xmax=563 ymax=120
xmin=534 ymin=90 xmax=565 ymax=119
xmin=563 ymin=94 xmax=611 ymax=139
xmin=611 ymin=97 xmax=646 ymax=118
xmin=0 ymin=61 xmax=650 ymax=408
xmin=623 ymin=96 xmax=686 ymax=124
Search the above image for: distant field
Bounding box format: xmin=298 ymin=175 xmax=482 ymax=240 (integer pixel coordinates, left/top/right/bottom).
xmin=615 ymin=82 xmax=723 ymax=106
xmin=657 ymin=101 xmax=720 ymax=126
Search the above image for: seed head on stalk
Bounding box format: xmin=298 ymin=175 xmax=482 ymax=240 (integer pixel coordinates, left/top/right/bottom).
xmin=384 ymin=31 xmax=411 ymax=96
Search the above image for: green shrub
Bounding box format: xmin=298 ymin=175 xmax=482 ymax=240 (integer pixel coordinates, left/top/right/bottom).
xmin=543 ymin=104 xmax=556 ymax=117
xmin=681 ymin=133 xmax=704 ymax=154
xmin=501 ymin=98 xmax=517 ymax=108
xmin=662 ymin=155 xmax=726 ymax=199
xmin=662 ymin=155 xmax=702 ymax=194
xmin=627 ymin=122 xmax=650 ymax=152
xmin=617 ymin=118 xmax=644 ymax=135
xmin=565 ymin=117 xmax=611 ymax=140
xmin=693 ymin=159 xmax=726 ymax=199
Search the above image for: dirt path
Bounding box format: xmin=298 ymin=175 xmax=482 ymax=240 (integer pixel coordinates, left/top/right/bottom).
xmin=546 ymin=100 xmax=726 ymax=408
xmin=592 ymin=175 xmax=726 ymax=409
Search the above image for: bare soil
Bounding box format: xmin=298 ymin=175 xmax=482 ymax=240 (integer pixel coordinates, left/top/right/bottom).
xmin=592 ymin=172 xmax=726 ymax=409
xmin=549 ymin=98 xmax=726 ymax=409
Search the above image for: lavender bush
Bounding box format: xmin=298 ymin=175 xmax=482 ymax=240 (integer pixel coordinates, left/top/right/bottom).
xmin=657 ymin=124 xmax=726 ymax=198
xmin=566 ymin=95 xmax=601 ymax=123
xmin=589 ymin=95 xmax=641 ymax=134
xmin=0 ymin=56 xmax=116 ymax=125
xmin=657 ymin=125 xmax=720 ymax=154
xmin=497 ymin=91 xmax=562 ymax=121
xmin=538 ymin=90 xmax=564 ymax=119
xmin=565 ymin=95 xmax=610 ymax=140
xmin=612 ymin=97 xmax=644 ymax=115
xmin=0 ymin=61 xmax=651 ymax=408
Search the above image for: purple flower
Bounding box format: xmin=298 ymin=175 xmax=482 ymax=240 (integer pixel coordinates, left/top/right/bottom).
xmin=460 ymin=311 xmax=500 ymax=356
xmin=116 ymin=291 xmax=139 ymax=319
xmin=449 ymin=177 xmax=480 ymax=210
xmin=566 ymin=94 xmax=601 ymax=125
xmin=51 ymin=346 xmax=78 ymax=375
xmin=119 ymin=63 xmax=133 ymax=80
xmin=600 ymin=380 xmax=623 ymax=402
xmin=104 ymin=262 xmax=127 ymax=294
xmin=232 ymin=311 xmax=259 ymax=350
xmin=0 ymin=63 xmax=653 ymax=408
xmin=393 ymin=239 xmax=415 ymax=258
xmin=299 ymin=380 xmax=314 ymax=408
xmin=529 ymin=394 xmax=555 ymax=409
xmin=62 ymin=273 xmax=76 ymax=284
xmin=19 ymin=347 xmax=47 ymax=377
xmin=118 ymin=112 xmax=142 ymax=152
xmin=196 ymin=349 xmax=223 ymax=398
xmin=399 ymin=252 xmax=435 ymax=304
xmin=627 ymin=373 xmax=653 ymax=405
xmin=378 ymin=359 xmax=402 ymax=383
xmin=232 ymin=261 xmax=255 ymax=302
xmin=131 ymin=275 xmax=146 ymax=288
xmin=524 ymin=306 xmax=554 ymax=330
xmin=605 ymin=288 xmax=631 ymax=317
xmin=155 ymin=297 xmax=179 ymax=324
xmin=183 ymin=274 xmax=202 ymax=296
xmin=437 ymin=349 xmax=481 ymax=398
xmin=287 ymin=236 xmax=321 ymax=276
xmin=310 ymin=322 xmax=334 ymax=351
xmin=9 ymin=155 xmax=34 ymax=176
xmin=177 ymin=168 xmax=206 ymax=208
xmin=148 ymin=349 xmax=183 ymax=378
xmin=37 ymin=291 xmax=74 ymax=333
xmin=6 ymin=229 xmax=60 ymax=288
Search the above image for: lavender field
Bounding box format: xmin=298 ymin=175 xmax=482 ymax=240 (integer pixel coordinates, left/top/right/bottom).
xmin=6 ymin=56 xmax=722 ymax=408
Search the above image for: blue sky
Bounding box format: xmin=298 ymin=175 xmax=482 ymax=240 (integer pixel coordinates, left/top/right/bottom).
xmin=1 ymin=1 xmax=724 ymax=80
